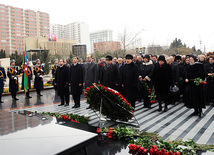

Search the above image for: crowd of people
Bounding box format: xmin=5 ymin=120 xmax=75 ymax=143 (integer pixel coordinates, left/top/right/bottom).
xmin=0 ymin=52 xmax=214 ymax=118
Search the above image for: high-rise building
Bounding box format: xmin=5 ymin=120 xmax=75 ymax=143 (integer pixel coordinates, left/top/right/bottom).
xmin=50 ymin=24 xmax=66 ymax=39
xmin=50 ymin=22 xmax=90 ymax=53
xmin=0 ymin=4 xmax=50 ymax=55
xmin=90 ymin=29 xmax=113 ymax=53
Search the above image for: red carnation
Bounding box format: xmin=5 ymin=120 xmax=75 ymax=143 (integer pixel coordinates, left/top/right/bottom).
xmin=161 ymin=149 xmax=166 ymax=154
xmin=200 ymin=81 xmax=204 ymax=85
xmin=204 ymin=81 xmax=207 ymax=84
xmin=96 ymin=128 xmax=100 ymax=133
xmin=151 ymin=145 xmax=157 ymax=149
xmin=174 ymin=152 xmax=180 ymax=155
xmin=168 ymin=151 xmax=174 ymax=155
xmin=108 ymin=135 xmax=112 ymax=139
xmin=142 ymin=149 xmax=147 ymax=154
xmin=90 ymin=86 xmax=94 ymax=88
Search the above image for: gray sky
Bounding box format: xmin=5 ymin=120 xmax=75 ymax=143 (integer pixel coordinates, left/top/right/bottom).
xmin=1 ymin=0 xmax=214 ymax=52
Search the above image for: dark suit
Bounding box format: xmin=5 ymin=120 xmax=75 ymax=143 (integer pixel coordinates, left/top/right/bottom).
xmin=84 ymin=61 xmax=98 ymax=88
xmin=100 ymin=64 xmax=120 ymax=90
xmin=121 ymin=62 xmax=139 ymax=108
xmin=70 ymin=63 xmax=83 ymax=107
xmin=55 ymin=65 xmax=69 ymax=105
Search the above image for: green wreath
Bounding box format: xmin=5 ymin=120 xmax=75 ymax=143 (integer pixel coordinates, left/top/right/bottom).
xmin=84 ymin=84 xmax=134 ymax=122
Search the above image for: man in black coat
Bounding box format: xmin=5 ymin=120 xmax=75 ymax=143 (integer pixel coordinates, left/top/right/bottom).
xmin=117 ymin=58 xmax=123 ymax=94
xmin=83 ymin=55 xmax=98 ymax=88
xmin=121 ymin=54 xmax=139 ymax=108
xmin=204 ymin=56 xmax=214 ymax=104
xmin=100 ymin=55 xmax=120 ymax=90
xmin=69 ymin=56 xmax=83 ymax=108
xmin=55 ymin=59 xmax=70 ymax=106
xmin=153 ymin=55 xmax=173 ymax=112
xmin=7 ymin=59 xmax=20 ymax=101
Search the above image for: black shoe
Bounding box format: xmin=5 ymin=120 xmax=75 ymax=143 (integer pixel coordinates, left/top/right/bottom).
xmin=86 ymin=106 xmax=91 ymax=109
xmin=164 ymin=107 xmax=168 ymax=112
xmin=0 ymin=100 xmax=3 ymax=103
xmin=148 ymin=105 xmax=152 ymax=109
xmin=72 ymin=106 xmax=77 ymax=108
xmin=158 ymin=107 xmax=162 ymax=112
xmin=13 ymin=98 xmax=19 ymax=101
xmin=28 ymin=96 xmax=32 ymax=98
xmin=76 ymin=105 xmax=80 ymax=108
xmin=198 ymin=112 xmax=203 ymax=118
xmin=64 ymin=104 xmax=69 ymax=107
xmin=58 ymin=104 xmax=64 ymax=106
xmin=191 ymin=111 xmax=198 ymax=116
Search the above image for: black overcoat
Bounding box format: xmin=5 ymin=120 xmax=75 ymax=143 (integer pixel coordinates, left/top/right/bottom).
xmin=204 ymin=63 xmax=214 ymax=98
xmin=55 ymin=65 xmax=69 ymax=96
xmin=121 ymin=62 xmax=139 ymax=106
xmin=7 ymin=66 xmax=20 ymax=93
xmin=33 ymin=65 xmax=44 ymax=90
xmin=69 ymin=64 xmax=83 ymax=95
xmin=185 ymin=62 xmax=206 ymax=109
xmin=100 ymin=64 xmax=120 ymax=90
xmin=0 ymin=67 xmax=6 ymax=94
xmin=153 ymin=63 xmax=173 ymax=96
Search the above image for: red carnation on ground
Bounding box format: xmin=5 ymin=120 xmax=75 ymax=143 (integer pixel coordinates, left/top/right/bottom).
xmin=204 ymin=81 xmax=207 ymax=84
xmin=200 ymin=81 xmax=204 ymax=85
xmin=96 ymin=128 xmax=100 ymax=133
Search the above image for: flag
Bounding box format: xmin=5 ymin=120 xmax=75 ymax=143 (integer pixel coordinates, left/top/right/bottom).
xmin=23 ymin=45 xmax=29 ymax=92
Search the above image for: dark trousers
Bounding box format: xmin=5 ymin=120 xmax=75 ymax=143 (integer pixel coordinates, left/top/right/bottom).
xmin=60 ymin=94 xmax=69 ymax=105
xmin=142 ymin=89 xmax=150 ymax=107
xmin=0 ymin=93 xmax=2 ymax=101
xmin=36 ymin=89 xmax=41 ymax=95
xmin=73 ymin=94 xmax=80 ymax=107
xmin=11 ymin=92 xmax=17 ymax=99
xmin=157 ymin=92 xmax=169 ymax=108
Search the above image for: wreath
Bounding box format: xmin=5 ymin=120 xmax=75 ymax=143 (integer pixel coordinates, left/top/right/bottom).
xmin=84 ymin=84 xmax=134 ymax=122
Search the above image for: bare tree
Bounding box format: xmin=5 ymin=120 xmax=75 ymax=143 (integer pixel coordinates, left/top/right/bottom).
xmin=118 ymin=27 xmax=144 ymax=53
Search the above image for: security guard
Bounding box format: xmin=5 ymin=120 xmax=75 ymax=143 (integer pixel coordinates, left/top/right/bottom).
xmin=21 ymin=59 xmax=32 ymax=99
xmin=34 ymin=59 xmax=44 ymax=96
xmin=7 ymin=59 xmax=20 ymax=101
xmin=52 ymin=59 xmax=58 ymax=91
xmin=0 ymin=61 xmax=6 ymax=103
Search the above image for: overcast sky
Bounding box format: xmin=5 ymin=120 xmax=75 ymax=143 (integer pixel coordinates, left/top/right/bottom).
xmin=1 ymin=0 xmax=214 ymax=52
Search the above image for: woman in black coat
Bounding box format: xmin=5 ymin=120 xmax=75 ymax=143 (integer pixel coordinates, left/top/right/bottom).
xmin=69 ymin=57 xmax=83 ymax=108
xmin=182 ymin=57 xmax=190 ymax=104
xmin=55 ymin=59 xmax=70 ymax=106
xmin=139 ymin=55 xmax=154 ymax=108
xmin=185 ymin=55 xmax=206 ymax=117
xmin=153 ymin=55 xmax=173 ymax=112
xmin=204 ymin=56 xmax=214 ymax=104
xmin=121 ymin=54 xmax=139 ymax=108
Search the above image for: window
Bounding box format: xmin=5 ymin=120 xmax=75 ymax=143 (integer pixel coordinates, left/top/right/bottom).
xmin=1 ymin=40 xmax=6 ymax=42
